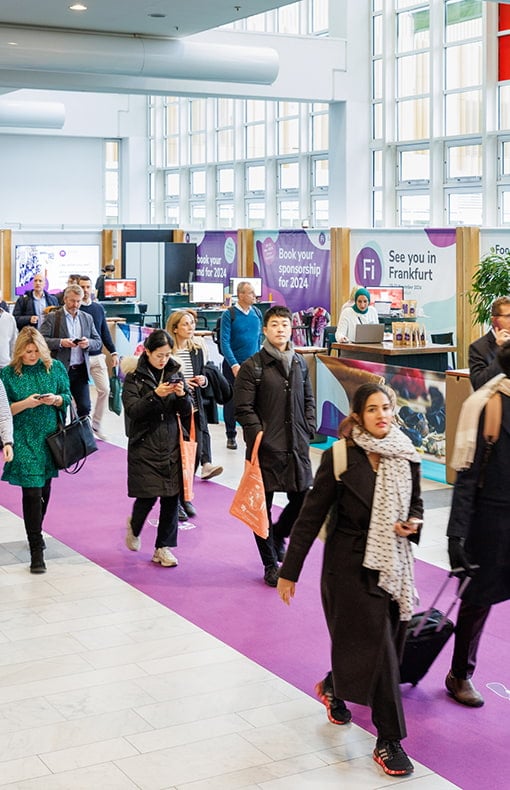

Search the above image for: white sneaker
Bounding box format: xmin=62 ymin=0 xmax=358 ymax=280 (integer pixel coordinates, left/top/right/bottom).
xmin=93 ymin=427 xmax=108 ymax=442
xmin=125 ymin=517 xmax=140 ymax=551
xmin=152 ymin=547 xmax=178 ymax=567
xmin=200 ymin=462 xmax=223 ymax=480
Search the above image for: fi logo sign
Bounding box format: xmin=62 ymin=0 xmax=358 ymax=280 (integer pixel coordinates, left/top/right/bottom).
xmin=354 ymin=246 xmax=382 ymax=287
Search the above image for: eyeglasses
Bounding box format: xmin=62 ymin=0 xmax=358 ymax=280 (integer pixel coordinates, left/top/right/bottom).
xmin=495 ymin=313 xmax=510 ymax=318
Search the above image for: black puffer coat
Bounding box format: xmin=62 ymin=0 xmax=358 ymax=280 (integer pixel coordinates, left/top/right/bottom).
xmin=121 ymin=354 xmax=192 ymax=498
xmin=234 ymin=348 xmax=315 ymax=493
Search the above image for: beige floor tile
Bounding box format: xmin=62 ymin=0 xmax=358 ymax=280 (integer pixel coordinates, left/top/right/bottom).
xmin=0 ymin=756 xmax=50 ymax=786
xmin=39 ymin=736 xmax=139 ymax=774
xmin=115 ymin=732 xmax=271 ymax=789
xmin=0 ymin=761 xmax=139 ymax=789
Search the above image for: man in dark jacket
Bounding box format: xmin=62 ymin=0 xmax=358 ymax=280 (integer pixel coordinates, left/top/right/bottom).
xmin=234 ymin=305 xmax=316 ymax=587
xmin=469 ymin=295 xmax=510 ymax=389
xmin=40 ymin=284 xmax=102 ymax=417
xmin=13 ymin=273 xmax=59 ymax=330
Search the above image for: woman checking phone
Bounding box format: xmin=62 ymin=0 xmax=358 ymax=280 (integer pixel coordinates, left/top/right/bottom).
xmin=277 ymin=383 xmax=423 ymax=778
xmin=0 ymin=327 xmax=71 ymax=573
xmin=121 ymin=330 xmax=193 ymax=567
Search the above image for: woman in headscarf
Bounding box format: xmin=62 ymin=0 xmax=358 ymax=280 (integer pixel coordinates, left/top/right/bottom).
xmin=277 ymin=382 xmax=423 ymax=778
xmin=335 ymin=286 xmax=379 ymax=342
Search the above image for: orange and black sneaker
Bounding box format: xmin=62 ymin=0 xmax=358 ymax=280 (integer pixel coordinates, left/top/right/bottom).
xmin=314 ymin=672 xmax=352 ymax=725
xmin=373 ymin=739 xmax=414 ymax=776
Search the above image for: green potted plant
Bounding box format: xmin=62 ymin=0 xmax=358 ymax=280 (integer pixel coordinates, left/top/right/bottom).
xmin=469 ymin=247 xmax=510 ymax=327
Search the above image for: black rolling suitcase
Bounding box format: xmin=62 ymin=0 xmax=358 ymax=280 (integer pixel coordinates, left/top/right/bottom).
xmin=400 ymin=571 xmax=472 ymax=686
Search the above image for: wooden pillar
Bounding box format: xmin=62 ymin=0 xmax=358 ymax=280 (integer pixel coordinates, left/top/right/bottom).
xmin=173 ymin=229 xmax=186 ymax=242
xmin=0 ymin=229 xmax=12 ymax=300
xmin=456 ymin=226 xmax=480 ymax=369
xmin=102 ymin=228 xmax=122 ymax=276
xmin=238 ymin=229 xmax=254 ymax=277
xmin=330 ymin=227 xmax=350 ymax=326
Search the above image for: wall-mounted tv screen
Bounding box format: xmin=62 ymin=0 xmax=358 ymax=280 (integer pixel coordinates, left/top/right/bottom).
xmin=368 ymin=286 xmax=405 ymax=309
xmin=103 ymin=278 xmax=137 ymax=299
xmin=189 ymin=281 xmax=224 ymax=305
xmin=230 ymin=277 xmax=262 ymax=298
xmin=15 ymin=244 xmax=100 ymax=295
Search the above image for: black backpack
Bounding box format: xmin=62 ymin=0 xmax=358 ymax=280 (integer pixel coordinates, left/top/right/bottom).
xmin=212 ymin=306 xmax=262 ymax=355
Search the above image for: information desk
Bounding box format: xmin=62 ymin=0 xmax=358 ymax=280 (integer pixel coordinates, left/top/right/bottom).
xmin=161 ymin=294 xmax=274 ymax=330
xmin=332 ymin=341 xmax=456 ymax=373
xmin=100 ymin=301 xmax=140 ymax=324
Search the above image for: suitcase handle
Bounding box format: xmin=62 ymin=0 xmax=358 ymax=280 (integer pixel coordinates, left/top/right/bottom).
xmin=411 ymin=570 xmax=476 ymax=638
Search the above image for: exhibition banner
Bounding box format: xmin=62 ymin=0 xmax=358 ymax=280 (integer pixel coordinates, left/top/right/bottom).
xmin=316 ymin=354 xmax=446 ymax=466
xmin=183 ymin=231 xmax=238 ymax=287
xmin=350 ymin=229 xmax=456 ymax=335
xmin=253 ymin=229 xmax=331 ymax=314
xmin=480 ymin=229 xmax=510 ymax=257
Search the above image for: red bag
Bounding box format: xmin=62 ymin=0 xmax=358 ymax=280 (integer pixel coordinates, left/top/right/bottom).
xmin=179 ymin=414 xmax=197 ymax=502
xmin=229 ymin=431 xmax=269 ymax=538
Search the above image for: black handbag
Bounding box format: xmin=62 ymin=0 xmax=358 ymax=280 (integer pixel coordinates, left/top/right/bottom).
xmin=46 ymin=406 xmax=98 ymax=474
xmin=109 ymin=367 xmax=122 ymax=416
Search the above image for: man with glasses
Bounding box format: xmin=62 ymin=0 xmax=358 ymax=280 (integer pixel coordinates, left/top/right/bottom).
xmin=469 ymin=296 xmax=510 ymax=390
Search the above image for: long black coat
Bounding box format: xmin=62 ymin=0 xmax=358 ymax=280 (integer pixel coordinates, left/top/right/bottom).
xmin=234 ymin=349 xmax=315 ymax=493
xmin=447 ymin=393 xmax=510 ymax=607
xmin=122 ymin=354 xmax=192 ymax=498
xmin=280 ymin=443 xmax=423 ymax=705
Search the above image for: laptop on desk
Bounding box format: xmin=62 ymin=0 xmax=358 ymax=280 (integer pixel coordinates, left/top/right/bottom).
xmin=353 ymin=323 xmax=385 ymax=344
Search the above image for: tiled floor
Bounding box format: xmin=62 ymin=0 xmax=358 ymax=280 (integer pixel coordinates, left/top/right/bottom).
xmin=0 ymin=398 xmax=458 ymax=789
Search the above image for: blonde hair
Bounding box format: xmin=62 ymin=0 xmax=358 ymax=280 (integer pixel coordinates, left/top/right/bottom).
xmin=11 ymin=327 xmax=53 ymax=375
xmin=165 ymin=310 xmax=203 ymax=352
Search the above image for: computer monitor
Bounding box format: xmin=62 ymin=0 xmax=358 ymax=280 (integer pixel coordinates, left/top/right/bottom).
xmin=230 ymin=277 xmax=262 ymax=298
xmin=189 ymin=281 xmax=224 ymax=305
xmin=368 ymin=286 xmax=404 ymax=309
xmin=103 ymin=278 xmax=137 ymax=299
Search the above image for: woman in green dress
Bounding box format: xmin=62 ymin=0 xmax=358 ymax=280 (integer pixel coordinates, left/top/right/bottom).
xmin=0 ymin=327 xmax=71 ymax=573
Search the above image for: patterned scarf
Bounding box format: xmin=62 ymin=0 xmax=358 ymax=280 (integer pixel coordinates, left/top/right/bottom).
xmin=352 ymin=423 xmax=421 ymax=621
xmin=451 ymin=374 xmax=510 ymax=471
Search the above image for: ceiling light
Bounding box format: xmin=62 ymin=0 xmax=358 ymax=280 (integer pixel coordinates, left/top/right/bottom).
xmin=69 ymin=3 xmax=88 ymax=11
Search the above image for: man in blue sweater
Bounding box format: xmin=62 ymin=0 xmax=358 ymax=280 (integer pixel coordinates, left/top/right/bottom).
xmin=220 ymin=281 xmax=262 ymax=449
xmin=79 ymin=275 xmax=118 ymax=440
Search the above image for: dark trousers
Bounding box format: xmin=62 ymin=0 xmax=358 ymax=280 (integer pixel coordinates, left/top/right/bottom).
xmin=451 ymin=600 xmax=491 ymax=679
xmin=221 ymin=361 xmax=236 ymax=439
xmin=21 ymin=480 xmax=52 ymax=551
xmin=254 ymin=490 xmax=307 ymax=569
xmin=68 ymin=363 xmax=91 ymax=417
xmin=131 ymin=494 xmax=179 ymax=549
xmin=370 ymin=601 xmax=408 ymax=741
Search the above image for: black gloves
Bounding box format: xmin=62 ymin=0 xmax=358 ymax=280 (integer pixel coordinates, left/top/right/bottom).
xmin=448 ymin=536 xmax=475 ymax=577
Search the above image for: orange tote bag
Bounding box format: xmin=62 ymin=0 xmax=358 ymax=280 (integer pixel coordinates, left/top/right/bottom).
xmin=229 ymin=431 xmax=269 ymax=538
xmin=179 ymin=414 xmax=198 ymax=502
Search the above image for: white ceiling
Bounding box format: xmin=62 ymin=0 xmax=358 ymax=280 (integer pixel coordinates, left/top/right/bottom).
xmin=0 ymin=0 xmax=295 ymax=39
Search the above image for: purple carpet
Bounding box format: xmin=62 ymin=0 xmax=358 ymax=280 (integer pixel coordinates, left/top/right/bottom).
xmin=1 ymin=442 xmax=508 ymax=789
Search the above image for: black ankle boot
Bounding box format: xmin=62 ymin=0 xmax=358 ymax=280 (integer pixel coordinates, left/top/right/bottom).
xmin=30 ymin=549 xmax=46 ymax=574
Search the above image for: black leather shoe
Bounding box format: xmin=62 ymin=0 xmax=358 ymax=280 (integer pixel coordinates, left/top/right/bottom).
xmin=178 ymin=504 xmax=189 ymax=522
xmin=30 ymin=550 xmax=47 ymax=574
xmin=226 ymin=438 xmax=238 ymax=450
xmin=182 ymin=500 xmax=196 ymax=517
xmin=264 ymin=565 xmax=279 ymax=587
xmin=445 ymin=671 xmax=484 ymax=707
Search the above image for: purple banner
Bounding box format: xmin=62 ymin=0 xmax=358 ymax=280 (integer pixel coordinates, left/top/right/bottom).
xmin=253 ymin=230 xmax=331 ymax=314
xmin=183 ymin=231 xmax=238 ymax=287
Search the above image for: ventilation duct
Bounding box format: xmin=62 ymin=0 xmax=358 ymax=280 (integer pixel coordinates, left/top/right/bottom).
xmin=0 ymin=27 xmax=279 ymax=85
xmin=0 ymin=98 xmax=65 ymax=127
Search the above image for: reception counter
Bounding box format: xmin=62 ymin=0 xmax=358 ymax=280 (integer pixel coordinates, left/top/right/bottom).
xmin=332 ymin=341 xmax=456 ymax=373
